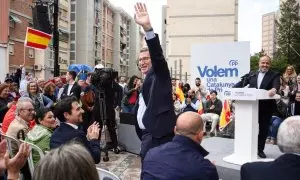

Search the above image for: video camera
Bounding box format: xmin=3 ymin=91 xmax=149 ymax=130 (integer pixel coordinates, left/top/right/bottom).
xmin=90 ymin=67 xmax=118 ymax=89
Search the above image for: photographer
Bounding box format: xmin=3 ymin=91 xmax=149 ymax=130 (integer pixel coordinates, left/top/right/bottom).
xmin=122 ymin=76 xmax=141 ymax=113
xmin=91 ymin=66 xmax=120 ymax=149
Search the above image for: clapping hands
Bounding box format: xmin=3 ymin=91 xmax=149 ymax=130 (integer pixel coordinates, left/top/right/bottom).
xmin=87 ymin=122 xmax=100 ymax=140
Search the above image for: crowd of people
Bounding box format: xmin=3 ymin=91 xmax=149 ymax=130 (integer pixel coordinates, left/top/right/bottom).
xmin=0 ymin=2 xmax=299 ymax=180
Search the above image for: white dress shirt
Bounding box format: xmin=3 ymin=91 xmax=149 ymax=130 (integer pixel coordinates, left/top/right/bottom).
xmin=67 ymin=81 xmax=75 ymax=96
xmin=137 ymin=93 xmax=146 ymax=130
xmin=65 ymin=123 xmax=78 ymax=129
xmin=257 ymin=71 xmax=266 ymax=88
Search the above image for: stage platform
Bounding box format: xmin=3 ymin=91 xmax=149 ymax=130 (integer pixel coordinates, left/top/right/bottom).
xmin=201 ymin=137 xmax=284 ymax=180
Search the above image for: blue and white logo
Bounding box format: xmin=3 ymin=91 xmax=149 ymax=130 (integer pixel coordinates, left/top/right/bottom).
xmin=229 ymin=60 xmax=238 ymax=66
xmin=197 ymin=60 xmax=239 ymax=78
xmin=224 ymin=91 xmax=231 ymax=97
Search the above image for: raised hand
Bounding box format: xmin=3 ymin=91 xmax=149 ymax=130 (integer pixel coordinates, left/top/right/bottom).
xmin=134 ymin=2 xmax=152 ymax=31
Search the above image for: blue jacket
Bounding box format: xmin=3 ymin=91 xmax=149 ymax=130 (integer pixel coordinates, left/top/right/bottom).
xmin=241 ymin=154 xmax=300 ymax=180
xmin=135 ymin=34 xmax=176 ymax=139
xmin=142 ymin=135 xmax=219 ymax=180
xmin=50 ymin=123 xmax=100 ymax=163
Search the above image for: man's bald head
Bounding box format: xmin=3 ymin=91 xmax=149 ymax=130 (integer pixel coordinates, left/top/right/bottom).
xmin=175 ymin=112 xmax=203 ymax=137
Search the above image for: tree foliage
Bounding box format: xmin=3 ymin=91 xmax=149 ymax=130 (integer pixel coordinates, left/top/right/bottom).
xmin=276 ymin=0 xmax=300 ymax=72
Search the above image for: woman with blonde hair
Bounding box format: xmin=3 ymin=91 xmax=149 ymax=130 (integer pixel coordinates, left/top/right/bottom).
xmin=283 ymin=65 xmax=297 ymax=87
xmin=23 ymin=81 xmax=53 ymax=110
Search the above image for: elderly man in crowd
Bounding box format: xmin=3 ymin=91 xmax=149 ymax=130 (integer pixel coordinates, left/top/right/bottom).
xmin=6 ymin=97 xmax=35 ymax=148
xmin=241 ymin=116 xmax=300 ymax=180
xmin=6 ymin=97 xmax=35 ymax=180
xmin=142 ymin=112 xmax=219 ymax=180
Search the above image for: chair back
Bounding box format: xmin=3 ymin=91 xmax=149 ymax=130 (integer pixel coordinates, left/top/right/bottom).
xmin=97 ymin=167 xmax=120 ymax=180
xmin=1 ymin=133 xmax=20 ymax=157
xmin=20 ymin=140 xmax=45 ymax=176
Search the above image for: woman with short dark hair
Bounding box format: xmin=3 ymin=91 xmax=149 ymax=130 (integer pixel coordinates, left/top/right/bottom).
xmin=25 ymin=108 xmax=57 ymax=165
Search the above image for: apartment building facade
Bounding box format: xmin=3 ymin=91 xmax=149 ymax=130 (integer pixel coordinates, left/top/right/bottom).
xmin=0 ymin=0 xmax=9 ymax=82
xmin=262 ymin=11 xmax=279 ymax=58
xmin=70 ymin=0 xmax=140 ymax=78
xmin=164 ymin=0 xmax=239 ymax=83
xmin=8 ymin=0 xmax=36 ymax=74
xmin=35 ymin=0 xmax=71 ymax=79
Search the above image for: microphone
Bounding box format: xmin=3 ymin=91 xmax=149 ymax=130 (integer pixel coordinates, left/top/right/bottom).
xmin=242 ymin=72 xmax=256 ymax=87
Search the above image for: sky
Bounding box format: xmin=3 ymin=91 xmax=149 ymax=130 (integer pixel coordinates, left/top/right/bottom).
xmin=109 ymin=0 xmax=280 ymax=54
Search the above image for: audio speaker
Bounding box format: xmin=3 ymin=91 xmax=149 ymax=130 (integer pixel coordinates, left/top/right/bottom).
xmin=32 ymin=5 xmax=52 ymax=34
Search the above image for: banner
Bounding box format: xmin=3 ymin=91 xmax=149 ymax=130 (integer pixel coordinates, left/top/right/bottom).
xmin=190 ymin=42 xmax=250 ymax=101
xmin=24 ymin=27 xmax=52 ymax=49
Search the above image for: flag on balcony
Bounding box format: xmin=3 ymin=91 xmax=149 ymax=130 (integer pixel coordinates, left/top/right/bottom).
xmin=24 ymin=27 xmax=52 ymax=49
xmin=219 ymin=99 xmax=231 ymax=131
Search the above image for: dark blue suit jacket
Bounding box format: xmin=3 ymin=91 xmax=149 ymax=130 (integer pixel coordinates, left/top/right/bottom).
xmin=142 ymin=135 xmax=219 ymax=180
xmin=234 ymin=70 xmax=280 ymax=114
xmin=241 ymin=154 xmax=300 ymax=180
xmin=135 ymin=34 xmax=176 ymax=139
xmin=50 ymin=123 xmax=101 ymax=163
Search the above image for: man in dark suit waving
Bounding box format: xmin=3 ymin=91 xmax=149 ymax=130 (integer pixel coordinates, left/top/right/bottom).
xmin=234 ymin=55 xmax=280 ymax=158
xmin=241 ymin=116 xmax=300 ymax=180
xmin=134 ymin=2 xmax=176 ymax=161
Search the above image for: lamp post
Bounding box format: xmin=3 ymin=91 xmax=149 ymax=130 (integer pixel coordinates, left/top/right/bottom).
xmin=53 ymin=0 xmax=60 ymax=77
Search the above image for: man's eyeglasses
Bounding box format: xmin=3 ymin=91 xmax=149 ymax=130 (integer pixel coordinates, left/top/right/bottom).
xmin=139 ymin=57 xmax=150 ymax=62
xmin=21 ymin=108 xmax=35 ymax=112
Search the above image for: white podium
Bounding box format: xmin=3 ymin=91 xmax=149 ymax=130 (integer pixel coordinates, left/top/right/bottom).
xmin=222 ymin=88 xmax=280 ymax=165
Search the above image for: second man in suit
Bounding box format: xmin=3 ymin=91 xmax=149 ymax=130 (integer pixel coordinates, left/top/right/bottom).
xmin=61 ymin=71 xmax=81 ymax=100
xmin=234 ymin=55 xmax=280 ymax=158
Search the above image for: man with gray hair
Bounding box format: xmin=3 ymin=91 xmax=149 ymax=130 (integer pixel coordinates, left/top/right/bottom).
xmin=6 ymin=97 xmax=35 ymax=180
xmin=241 ymin=116 xmax=300 ymax=180
xmin=6 ymin=97 xmax=35 ymax=142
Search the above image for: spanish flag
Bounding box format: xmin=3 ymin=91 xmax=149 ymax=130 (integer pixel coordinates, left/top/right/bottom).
xmin=24 ymin=27 xmax=52 ymax=49
xmin=219 ymin=99 xmax=231 ymax=131
xmin=198 ymin=99 xmax=204 ymax=115
xmin=175 ymin=86 xmax=185 ymax=103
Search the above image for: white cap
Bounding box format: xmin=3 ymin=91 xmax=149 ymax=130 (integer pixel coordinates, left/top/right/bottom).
xmin=95 ymin=64 xmax=104 ymax=69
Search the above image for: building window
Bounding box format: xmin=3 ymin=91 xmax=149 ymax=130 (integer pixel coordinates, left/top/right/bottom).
xmin=71 ymin=13 xmax=75 ymax=21
xmin=71 ymin=4 xmax=76 ymax=12
xmin=70 ymin=33 xmax=75 ymax=40
xmin=29 ymin=48 xmax=34 ymax=59
xmin=70 ymin=52 xmax=76 ymax=60
xmin=71 ymin=24 xmax=75 ymax=32
xmin=70 ymin=43 xmax=75 ymax=51
xmin=9 ymin=44 xmax=14 ymax=55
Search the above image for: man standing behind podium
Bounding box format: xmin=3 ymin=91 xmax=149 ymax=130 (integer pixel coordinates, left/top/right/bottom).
xmin=234 ymin=55 xmax=280 ymax=158
xmin=133 ymin=3 xmax=176 ymax=161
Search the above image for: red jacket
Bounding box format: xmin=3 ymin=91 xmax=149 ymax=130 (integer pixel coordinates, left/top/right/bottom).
xmin=2 ymin=105 xmax=16 ymax=133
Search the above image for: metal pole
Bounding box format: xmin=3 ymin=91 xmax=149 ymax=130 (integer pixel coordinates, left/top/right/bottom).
xmin=179 ymin=59 xmax=182 ymax=81
xmin=53 ymin=0 xmax=60 ymax=77
xmin=170 ymin=67 xmax=173 ymax=78
xmin=174 ymin=60 xmax=177 ymax=80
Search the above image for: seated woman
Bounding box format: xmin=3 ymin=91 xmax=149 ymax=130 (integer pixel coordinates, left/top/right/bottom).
xmin=25 ymin=108 xmax=57 ymax=165
xmin=23 ymin=81 xmax=53 ymax=110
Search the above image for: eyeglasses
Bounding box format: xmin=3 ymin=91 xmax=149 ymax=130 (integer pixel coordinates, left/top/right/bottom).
xmin=138 ymin=57 xmax=150 ymax=62
xmin=21 ymin=108 xmax=35 ymax=112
